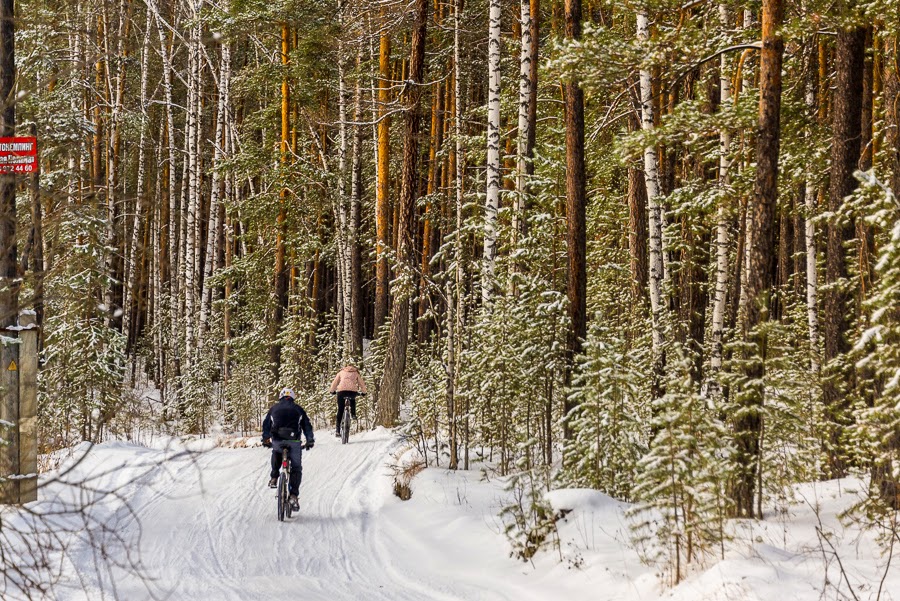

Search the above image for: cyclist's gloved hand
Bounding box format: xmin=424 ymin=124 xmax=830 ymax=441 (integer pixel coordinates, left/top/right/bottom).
xmin=262 ymin=438 xmax=272 ymax=448
xmin=305 ymin=441 xmax=315 ymax=450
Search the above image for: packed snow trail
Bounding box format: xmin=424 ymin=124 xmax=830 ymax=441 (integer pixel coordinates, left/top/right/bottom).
xmin=47 ymin=429 xmax=567 ymax=601
xmin=16 ymin=428 xmax=900 ymax=601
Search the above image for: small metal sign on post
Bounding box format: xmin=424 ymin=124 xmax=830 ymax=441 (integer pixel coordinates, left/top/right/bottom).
xmin=0 ymin=136 xmax=37 ymax=173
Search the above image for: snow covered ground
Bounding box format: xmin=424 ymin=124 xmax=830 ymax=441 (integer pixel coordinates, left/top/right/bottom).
xmin=5 ymin=428 xmax=898 ymax=600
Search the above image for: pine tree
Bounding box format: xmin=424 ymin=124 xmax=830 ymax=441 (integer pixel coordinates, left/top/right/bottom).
xmin=851 ymin=174 xmax=900 ymax=511
xmin=563 ymin=322 xmax=649 ymax=500
xmin=631 ymin=345 xmax=729 ymax=584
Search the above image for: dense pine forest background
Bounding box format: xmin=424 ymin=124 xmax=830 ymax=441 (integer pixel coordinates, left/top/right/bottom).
xmin=4 ymin=0 xmax=900 ymax=579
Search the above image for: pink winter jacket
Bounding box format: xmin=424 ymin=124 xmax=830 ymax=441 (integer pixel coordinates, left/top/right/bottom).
xmin=329 ymin=366 xmax=368 ymax=394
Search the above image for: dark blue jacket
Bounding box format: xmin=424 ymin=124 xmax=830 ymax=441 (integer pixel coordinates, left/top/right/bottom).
xmin=262 ymin=397 xmax=315 ymax=443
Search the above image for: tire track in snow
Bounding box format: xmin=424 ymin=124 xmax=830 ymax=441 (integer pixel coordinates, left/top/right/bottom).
xmin=327 ymin=433 xmax=404 ymax=601
xmin=134 ymin=447 xmax=252 ymax=600
xmin=318 ymin=432 xmax=479 ymax=601
xmin=63 ymin=430 xmax=490 ymax=601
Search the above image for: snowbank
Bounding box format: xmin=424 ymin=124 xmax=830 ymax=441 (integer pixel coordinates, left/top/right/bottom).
xmin=4 ymin=433 xmax=898 ymax=601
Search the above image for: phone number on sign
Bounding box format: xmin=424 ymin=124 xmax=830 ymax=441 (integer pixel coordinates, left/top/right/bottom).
xmin=0 ymin=163 xmax=36 ymax=173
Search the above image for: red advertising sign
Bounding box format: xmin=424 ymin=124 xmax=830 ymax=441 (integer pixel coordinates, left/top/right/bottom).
xmin=0 ymin=137 xmax=38 ymax=174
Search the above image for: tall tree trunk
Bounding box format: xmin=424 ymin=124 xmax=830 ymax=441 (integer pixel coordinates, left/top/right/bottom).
xmin=732 ymin=0 xmax=784 ymax=518
xmin=92 ymin=13 xmax=105 ymax=193
xmin=737 ymin=12 xmax=755 ymax=328
xmin=379 ymin=0 xmax=428 ymax=427
xmin=563 ymin=0 xmax=586 ymax=440
xmin=199 ymin=39 xmax=230 ymax=343
xmin=856 ymin=27 xmax=875 ymax=299
xmin=823 ymin=21 xmax=866 ymax=478
xmin=183 ymin=9 xmax=202 ymax=364
xmin=513 ymin=0 xmax=538 ymax=251
xmin=637 ymin=10 xmax=665 ymax=386
xmin=0 ymin=0 xmax=17 ymax=505
xmin=418 ymin=61 xmax=444 ymax=343
xmin=708 ymin=3 xmax=732 ymax=394
xmin=452 ymin=0 xmax=466 ymax=468
xmin=154 ymin=3 xmax=178 ymax=306
xmin=872 ymin=34 xmax=900 ymax=508
xmin=336 ymin=11 xmax=352 ymax=357
xmin=374 ymin=20 xmax=392 ymax=331
xmin=271 ymin=23 xmax=291 ymax=380
xmin=483 ymin=0 xmax=501 ymax=304
xmin=223 ymin=210 xmax=234 ymax=383
xmin=123 ymin=9 xmax=152 ymax=351
xmin=774 ymin=199 xmax=793 ymax=320
xmin=104 ymin=0 xmax=131 ymax=332
xmin=222 ymin=99 xmax=237 ymax=384
xmin=885 ymin=33 xmax=900 ymax=198
xmin=157 ymin=6 xmax=180 ymax=406
xmin=28 ymin=122 xmax=43 ymax=335
xmin=350 ymin=52 xmax=364 ymax=359
xmin=0 ymin=0 xmax=16 ymax=328
xmin=804 ymin=44 xmax=820 ymax=373
xmin=625 ymin=108 xmax=648 ymax=304
xmin=153 ymin=132 xmax=165 ymax=386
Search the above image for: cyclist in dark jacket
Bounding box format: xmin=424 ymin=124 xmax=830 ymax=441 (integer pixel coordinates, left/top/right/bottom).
xmin=262 ymin=388 xmax=315 ymax=510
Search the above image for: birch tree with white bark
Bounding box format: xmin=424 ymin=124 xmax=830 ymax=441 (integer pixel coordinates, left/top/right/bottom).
xmin=804 ymin=45 xmax=820 ymax=373
xmin=336 ymin=13 xmax=353 ymax=359
xmin=636 ymin=10 xmax=665 ymax=364
xmin=483 ymin=0 xmax=501 ymax=305
xmin=708 ymin=3 xmax=733 ymax=394
xmin=514 ymin=0 xmax=536 ymax=245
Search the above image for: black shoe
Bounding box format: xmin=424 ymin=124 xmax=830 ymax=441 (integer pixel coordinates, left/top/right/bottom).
xmin=335 ymin=430 xmax=341 ymax=437
xmin=289 ymin=495 xmax=300 ymax=511
xmin=268 ymin=477 xmax=277 ymax=488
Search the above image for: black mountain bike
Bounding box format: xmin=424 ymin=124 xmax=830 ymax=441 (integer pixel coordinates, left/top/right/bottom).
xmin=276 ymin=446 xmax=295 ymax=521
xmin=337 ymin=392 xmax=365 ymax=445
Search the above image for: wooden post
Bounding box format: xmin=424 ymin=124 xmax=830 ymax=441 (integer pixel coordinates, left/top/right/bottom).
xmin=17 ymin=311 xmax=37 ymax=503
xmin=0 ymin=328 xmax=19 ymax=503
xmin=0 ymin=311 xmax=37 ymax=505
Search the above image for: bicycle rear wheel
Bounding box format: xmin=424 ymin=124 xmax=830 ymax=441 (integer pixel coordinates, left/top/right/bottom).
xmin=277 ymin=473 xmax=287 ymax=521
xmin=341 ymin=409 xmax=350 ymax=444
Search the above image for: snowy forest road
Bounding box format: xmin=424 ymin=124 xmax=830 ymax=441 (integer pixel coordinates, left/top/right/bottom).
xmin=26 ymin=424 xmax=900 ymax=601
xmin=50 ymin=429 xmax=541 ymax=601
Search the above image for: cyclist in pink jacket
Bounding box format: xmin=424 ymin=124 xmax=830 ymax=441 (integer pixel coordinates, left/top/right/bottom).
xmin=329 ymin=362 xmax=367 ymax=436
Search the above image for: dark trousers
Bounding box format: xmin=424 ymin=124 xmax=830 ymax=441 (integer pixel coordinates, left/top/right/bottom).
xmin=270 ymin=440 xmax=303 ymax=496
xmin=336 ymin=391 xmax=357 ymax=430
